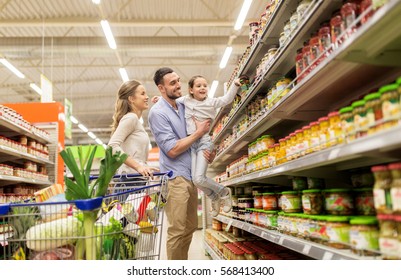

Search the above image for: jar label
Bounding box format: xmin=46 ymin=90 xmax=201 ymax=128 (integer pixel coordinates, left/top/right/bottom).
xmin=281 ymin=196 xmax=301 ymax=211
xmin=302 ymin=196 xmax=312 ymax=211
xmin=390 ymin=188 xmax=401 ymax=211
xmin=382 ymin=100 xmax=400 ymax=121
xmin=349 ymin=229 xmax=379 ymax=250
xmin=379 ymin=237 xmax=399 ymax=256
xmin=325 ymin=194 xmax=353 ymax=213
xmin=373 ymin=189 xmax=392 ymax=211
xmin=326 ymin=225 xmax=350 ymax=243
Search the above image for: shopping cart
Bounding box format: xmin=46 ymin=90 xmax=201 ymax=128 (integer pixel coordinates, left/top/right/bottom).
xmin=0 ymin=171 xmax=171 ymax=260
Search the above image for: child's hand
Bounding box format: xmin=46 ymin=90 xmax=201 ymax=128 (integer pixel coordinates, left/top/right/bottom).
xmin=151 ymin=96 xmax=160 ymax=103
xmin=233 ymin=78 xmax=241 ymax=87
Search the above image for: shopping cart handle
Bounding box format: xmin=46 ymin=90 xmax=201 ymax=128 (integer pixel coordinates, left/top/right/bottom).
xmin=89 ymin=170 xmax=173 ymax=180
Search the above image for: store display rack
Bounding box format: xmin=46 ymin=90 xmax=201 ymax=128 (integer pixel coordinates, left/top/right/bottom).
xmin=0 ymin=117 xmax=51 ymax=144
xmin=0 ymin=174 xmax=52 ymax=187
xmin=203 ymin=240 xmax=226 ymax=260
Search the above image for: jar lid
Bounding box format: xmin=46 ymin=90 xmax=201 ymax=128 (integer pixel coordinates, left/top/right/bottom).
xmin=328 ymin=111 xmax=339 ymax=117
xmin=377 ymin=214 xmax=395 ymax=220
xmin=351 ymin=100 xmax=366 ymax=108
xmin=302 ymin=189 xmax=321 ymax=193
xmin=388 ymin=162 xmax=401 ymax=170
xmin=379 ymin=83 xmax=398 ymax=93
xmin=323 ymin=188 xmax=351 ymax=193
xmin=295 ymin=129 xmax=303 ymax=133
xmin=350 ymin=216 xmax=378 ymax=225
xmin=281 ymin=191 xmax=299 ymax=195
xmin=325 ymin=216 xmax=350 ymax=222
xmin=261 ymin=135 xmax=273 ymax=139
xmin=262 ymin=210 xmax=278 ymax=214
xmin=363 ymin=92 xmax=381 ymax=101
xmin=318 ymin=116 xmax=329 ymax=122
xmin=309 ymin=121 xmax=319 ymax=126
xmin=353 ymin=188 xmax=373 ymax=192
xmin=396 ymin=77 xmax=401 ymax=85
xmin=339 ymin=106 xmax=353 ymax=114
xmin=371 ymin=165 xmax=388 ymax=172
xmin=262 ymin=192 xmax=276 ymax=195
xmin=302 ymin=125 xmax=311 ymax=130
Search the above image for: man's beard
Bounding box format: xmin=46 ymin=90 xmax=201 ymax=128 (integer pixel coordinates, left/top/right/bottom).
xmin=166 ymin=90 xmax=181 ymax=100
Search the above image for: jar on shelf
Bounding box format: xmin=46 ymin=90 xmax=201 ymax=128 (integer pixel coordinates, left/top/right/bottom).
xmin=297 ymin=0 xmax=312 ymax=19
xmin=327 ymin=111 xmax=342 ymax=146
xmin=389 ymin=162 xmax=401 ymax=214
xmin=364 ymin=92 xmax=383 ymax=135
xmin=277 ymin=138 xmax=287 ymax=165
xmin=352 ymin=100 xmax=368 ymax=139
xmin=295 ymin=47 xmax=304 ymax=78
xmin=267 ymin=145 xmax=276 ymax=167
xmin=289 ymin=11 xmax=299 ymax=31
xmin=309 ymin=32 xmax=321 ymax=68
xmin=330 ymin=10 xmax=344 ymax=48
xmin=302 ymin=189 xmax=324 ymax=215
xmin=292 ymin=176 xmax=307 ymax=191
xmin=253 ymin=193 xmax=263 ymax=209
xmin=354 ymin=188 xmax=376 ymax=216
xmin=212 ymin=219 xmax=222 ymax=231
xmin=325 ymin=216 xmax=351 ymax=249
xmin=360 ymin=0 xmax=374 ymax=24
xmin=341 ymin=1 xmax=359 ymax=37
xmin=309 ymin=121 xmax=320 ymax=152
xmin=301 ymin=125 xmax=311 ymax=156
xmin=294 ymin=129 xmax=304 ymax=159
xmin=380 ymin=83 xmax=400 ymax=129
xmin=339 ymin=106 xmax=355 ymax=142
xmin=302 ymin=40 xmax=311 ymax=76
xmin=279 ymin=32 xmax=287 ymax=48
xmin=372 ymin=165 xmax=393 ymax=214
xmin=276 ymin=77 xmax=292 ymax=99
xmin=377 ymin=214 xmax=399 ymax=259
xmin=281 ymin=191 xmax=301 ymax=213
xmin=283 ymin=20 xmax=291 ymax=39
xmin=286 ymin=133 xmax=296 ymax=161
xmin=318 ymin=21 xmax=332 ymax=56
xmin=307 ymin=177 xmax=325 ymax=189
xmin=249 ymin=21 xmax=259 ymax=40
xmin=318 ymin=116 xmax=329 ymax=150
xmin=324 ymin=188 xmax=354 ymax=215
xmin=260 ymin=135 xmax=275 ymax=153
xmin=260 ymin=12 xmax=268 ymax=31
xmin=349 ymin=216 xmax=380 ymax=256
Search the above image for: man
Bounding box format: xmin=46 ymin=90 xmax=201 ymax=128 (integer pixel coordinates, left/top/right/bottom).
xmin=148 ymin=67 xmax=213 ymax=260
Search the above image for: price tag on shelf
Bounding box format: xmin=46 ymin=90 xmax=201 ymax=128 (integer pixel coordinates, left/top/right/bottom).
xmin=225 ymin=220 xmax=233 ymax=232
xmin=261 ymin=231 xmax=268 ymax=239
xmin=302 ymin=245 xmax=311 ymax=255
xmin=249 ymin=226 xmax=256 ymax=234
xmin=278 ymin=237 xmax=284 ymax=245
xmin=323 ymin=252 xmax=334 ymax=260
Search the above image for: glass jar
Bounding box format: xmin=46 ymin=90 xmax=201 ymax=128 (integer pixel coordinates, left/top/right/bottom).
xmin=309 ymin=32 xmax=321 ymax=68
xmin=360 ymin=0 xmax=374 ymax=24
xmin=301 ymin=125 xmax=311 ymax=155
xmin=318 ymin=24 xmax=332 ymax=55
xmin=352 ymin=100 xmax=368 ymax=139
xmin=292 ymin=176 xmax=307 ymax=191
xmin=389 ymin=162 xmax=401 ymax=214
xmin=294 ymin=129 xmax=303 ymax=159
xmin=380 ymin=83 xmax=400 ymax=128
xmin=339 ymin=106 xmax=355 ymax=142
xmin=249 ymin=21 xmax=259 ymax=40
xmin=302 ymin=189 xmax=324 ymax=215
xmin=318 ymin=116 xmax=329 ymax=150
xmin=276 ymin=77 xmax=292 ymax=99
xmin=253 ymin=193 xmax=263 ymax=209
xmin=260 ymin=12 xmax=268 ymax=31
xmin=295 ymin=48 xmax=304 ymax=78
xmin=290 ymin=11 xmax=299 ymax=31
xmin=281 ymin=191 xmax=301 ymax=213
xmin=325 ymin=216 xmax=351 ymax=249
xmin=341 ymin=2 xmax=359 ymax=37
xmin=279 ymin=32 xmax=287 ymax=47
xmin=349 ymin=216 xmax=380 ymax=256
xmin=307 ymin=177 xmax=325 ymax=189
xmin=324 ymin=188 xmax=354 ymax=215
xmin=330 ymin=10 xmax=344 ymax=48
xmin=327 ymin=111 xmax=342 ymax=146
xmin=354 ymin=188 xmax=376 ymax=216
xmin=377 ymin=214 xmax=399 ymax=259
xmin=286 ymin=133 xmax=296 ymax=161
xmin=297 ymin=0 xmax=312 ymax=18
xmin=283 ymin=20 xmax=291 ymax=39
xmin=309 ymin=121 xmax=320 ymax=152
xmin=364 ymin=92 xmax=383 ymax=135
xmin=372 ymin=165 xmax=393 ymax=214
xmin=260 ymin=135 xmax=275 ymax=152
xmin=267 ymin=46 xmax=278 ymax=64
xmin=277 ymin=138 xmax=287 ymax=165
xmin=302 ymin=41 xmax=311 ymax=76
xmin=212 ymin=219 xmax=222 ymax=231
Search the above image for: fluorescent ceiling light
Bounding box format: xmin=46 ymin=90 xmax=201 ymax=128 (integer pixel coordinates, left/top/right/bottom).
xmin=0 ymin=58 xmax=25 ymax=78
xmin=209 ymin=80 xmax=219 ymax=98
xmin=70 ymin=115 xmax=79 ymax=124
xmin=234 ymin=0 xmax=253 ymax=30
xmin=100 ymin=20 xmax=117 ymax=49
xmin=95 ymin=138 xmax=104 ymax=145
xmin=88 ymin=131 xmax=97 ymax=139
xmin=92 ymin=0 xmax=101 ymax=4
xmin=119 ymin=68 xmax=129 ymax=82
xmin=78 ymin=123 xmax=89 ymax=133
xmin=29 ymin=83 xmax=42 ymax=95
xmin=219 ymin=46 xmax=233 ymax=69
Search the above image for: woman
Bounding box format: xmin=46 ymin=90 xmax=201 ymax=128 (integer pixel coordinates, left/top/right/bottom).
xmin=108 ymin=79 xmax=158 ymax=178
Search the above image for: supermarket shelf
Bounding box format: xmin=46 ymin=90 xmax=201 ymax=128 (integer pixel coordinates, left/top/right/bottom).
xmin=203 ymin=241 xmax=225 ymax=260
xmin=0 ymin=117 xmax=51 ymax=144
xmin=215 ymin=215 xmax=376 ymax=260
xmin=0 ymin=145 xmax=53 ymax=165
xmin=0 ymin=174 xmax=52 ymax=187
xmin=221 ymin=125 xmax=401 ymax=186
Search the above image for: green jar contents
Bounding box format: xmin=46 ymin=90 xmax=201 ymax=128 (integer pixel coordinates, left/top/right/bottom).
xmin=363 ymin=92 xmax=383 ymax=135
xmin=354 ymin=188 xmax=376 ymax=216
xmin=339 ymin=106 xmax=355 ymax=142
xmin=324 ymin=189 xmax=354 ymax=215
xmin=280 ymin=191 xmax=302 ymax=213
xmin=301 ymin=189 xmax=323 ymax=215
xmin=372 ymin=165 xmax=393 ymax=214
xmin=307 ymin=177 xmax=325 ymax=189
xmin=292 ymin=176 xmax=307 ymax=191
xmin=377 ymin=214 xmax=399 ymax=259
xmin=389 ymin=162 xmax=401 ymax=213
xmin=349 ymin=216 xmax=380 ymax=256
xmin=380 ymin=83 xmax=400 ymax=128
xmin=325 ymin=216 xmax=351 ymax=249
xmin=352 ymin=100 xmax=368 ymax=139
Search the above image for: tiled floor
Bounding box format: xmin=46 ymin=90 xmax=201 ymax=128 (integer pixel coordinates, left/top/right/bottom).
xmin=159 ymin=214 xmax=211 ymax=260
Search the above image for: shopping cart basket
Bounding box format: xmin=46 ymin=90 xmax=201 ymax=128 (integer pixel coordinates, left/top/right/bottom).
xmin=0 ymin=171 xmax=171 ymax=260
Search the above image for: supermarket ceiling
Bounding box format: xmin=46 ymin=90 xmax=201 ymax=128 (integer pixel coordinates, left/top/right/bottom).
xmin=0 ymin=0 xmax=265 ymax=146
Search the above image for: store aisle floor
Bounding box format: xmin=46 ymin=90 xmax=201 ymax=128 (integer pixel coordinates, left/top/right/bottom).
xmin=160 ymin=213 xmax=211 ymax=260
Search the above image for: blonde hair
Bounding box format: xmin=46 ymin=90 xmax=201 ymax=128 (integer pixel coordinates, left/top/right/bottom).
xmin=111 ymin=79 xmax=142 ymax=134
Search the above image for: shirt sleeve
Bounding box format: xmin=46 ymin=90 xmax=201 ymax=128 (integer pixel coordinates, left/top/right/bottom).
xmin=176 ymin=96 xmax=185 ymax=104
xmin=211 ymin=84 xmax=240 ymax=108
xmin=108 ymin=113 xmax=137 ymax=154
xmin=148 ymin=109 xmax=177 ymax=156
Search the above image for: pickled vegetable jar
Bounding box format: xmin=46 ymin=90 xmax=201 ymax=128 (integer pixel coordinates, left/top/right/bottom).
xmin=318 ymin=116 xmax=329 ymax=149
xmin=389 ymin=162 xmax=401 ymax=213
xmin=281 ymin=191 xmax=301 ymax=213
xmin=324 ymin=188 xmax=354 ymax=215
xmin=302 ymin=189 xmax=323 ymax=215
xmin=349 ymin=216 xmax=380 ymax=256
xmin=339 ymin=106 xmax=355 ymax=142
xmin=363 ymin=92 xmax=383 ymax=135
xmin=372 ymin=165 xmax=392 ymax=214
xmin=327 ymin=111 xmax=342 ymax=146
xmin=354 ymin=188 xmax=376 ymax=216
xmin=325 ymin=216 xmax=351 ymax=249
xmin=377 ymin=214 xmax=399 ymax=259
xmin=352 ymin=100 xmax=368 ymax=139
xmin=380 ymin=83 xmax=400 ymax=128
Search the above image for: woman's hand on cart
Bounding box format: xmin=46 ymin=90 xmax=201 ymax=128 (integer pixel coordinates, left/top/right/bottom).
xmin=137 ymin=165 xmax=159 ymax=178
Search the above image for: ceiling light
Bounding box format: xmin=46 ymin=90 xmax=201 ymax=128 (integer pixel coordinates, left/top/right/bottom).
xmin=78 ymin=123 xmax=89 ymax=133
xmin=100 ymin=20 xmax=117 ymax=49
xmin=29 ymin=83 xmax=42 ymax=95
xmin=95 ymin=138 xmax=104 ymax=145
xmin=234 ymin=0 xmax=253 ymax=30
xmin=119 ymin=68 xmax=129 ymax=82
xmin=0 ymin=58 xmax=25 ymax=78
xmin=92 ymin=0 xmax=101 ymax=4
xmin=88 ymin=131 xmax=96 ymax=139
xmin=70 ymin=115 xmax=79 ymax=124
xmin=209 ymin=80 xmax=219 ymax=98
xmin=219 ymin=46 xmax=233 ymax=69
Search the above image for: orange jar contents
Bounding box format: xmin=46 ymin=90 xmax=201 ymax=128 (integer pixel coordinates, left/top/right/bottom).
xmin=262 ymin=192 xmax=278 ymax=210
xmin=253 ymin=193 xmax=263 ymax=209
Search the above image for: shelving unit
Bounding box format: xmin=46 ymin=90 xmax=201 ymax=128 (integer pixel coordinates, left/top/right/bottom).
xmin=206 ymin=0 xmax=401 ymax=260
xmin=0 ymin=117 xmax=51 ymax=144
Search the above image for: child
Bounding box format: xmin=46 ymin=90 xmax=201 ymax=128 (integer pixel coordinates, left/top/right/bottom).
xmin=153 ymin=75 xmax=242 ymax=216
